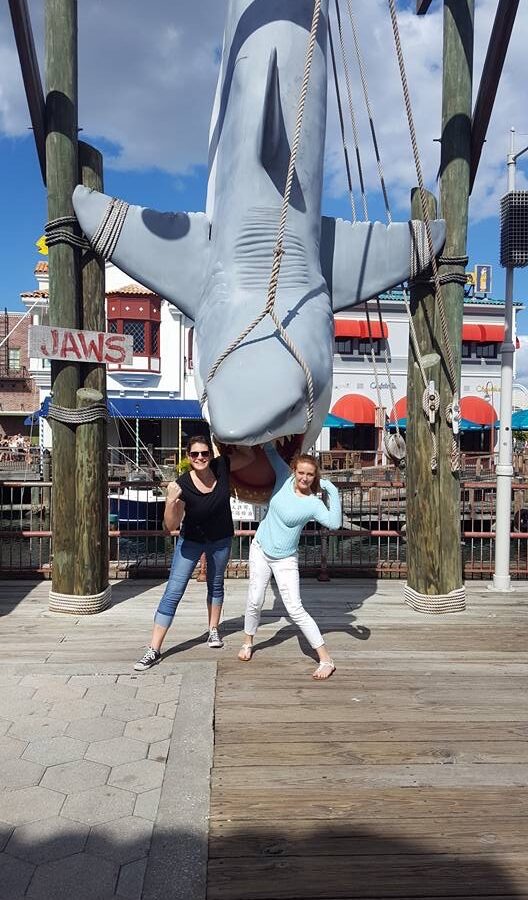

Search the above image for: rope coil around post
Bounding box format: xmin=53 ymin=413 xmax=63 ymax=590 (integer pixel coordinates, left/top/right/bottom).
xmin=49 ymin=585 xmax=112 ymax=615
xmin=47 ymin=404 xmax=109 ymax=425
xmin=200 ymin=0 xmax=323 ymax=430
xmin=404 ymin=584 xmax=466 ymax=614
xmin=45 ymin=216 xmax=90 ymax=250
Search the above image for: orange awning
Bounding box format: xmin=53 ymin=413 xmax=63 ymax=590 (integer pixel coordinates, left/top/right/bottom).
xmin=481 ymin=324 xmax=505 ymax=342
xmin=462 ymin=324 xmax=484 ymax=341
xmin=332 ymin=394 xmax=376 ymax=425
xmin=462 ymin=323 xmax=505 ymax=343
xmin=364 ymin=320 xmax=388 ymax=339
xmin=334 ymin=319 xmax=365 ymax=338
xmin=389 ymin=397 xmax=407 ymax=423
xmin=334 ymin=319 xmax=388 ymax=339
xmin=460 ymin=396 xmax=497 ymax=426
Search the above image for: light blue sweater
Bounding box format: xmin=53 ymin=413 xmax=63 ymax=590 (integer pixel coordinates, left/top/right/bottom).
xmin=254 ymin=443 xmax=342 ymax=559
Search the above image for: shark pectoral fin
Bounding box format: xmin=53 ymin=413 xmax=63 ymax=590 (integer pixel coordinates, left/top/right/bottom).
xmin=320 ymin=217 xmax=446 ymax=313
xmin=72 ymin=186 xmax=210 ymax=321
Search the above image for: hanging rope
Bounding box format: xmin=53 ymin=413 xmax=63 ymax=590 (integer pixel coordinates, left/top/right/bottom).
xmin=333 ymin=0 xmax=368 ymax=220
xmin=345 ymin=0 xmax=392 ymax=224
xmin=201 ymin=0 xmax=323 ymax=429
xmin=328 ymin=19 xmax=357 ymax=222
xmin=387 ymin=0 xmax=461 ymax=473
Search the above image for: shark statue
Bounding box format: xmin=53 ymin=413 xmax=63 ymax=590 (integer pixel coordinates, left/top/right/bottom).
xmin=73 ymin=0 xmax=445 ymax=499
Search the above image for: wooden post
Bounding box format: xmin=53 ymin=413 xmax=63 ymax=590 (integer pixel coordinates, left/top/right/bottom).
xmin=73 ymin=388 xmax=110 ymax=609
xmin=406 ymin=0 xmax=473 ymax=609
xmin=46 ymin=0 xmax=80 ymax=598
xmin=437 ymin=0 xmax=474 ymax=596
xmin=406 ymin=189 xmax=442 ymax=594
xmin=74 ymin=141 xmax=110 ymax=607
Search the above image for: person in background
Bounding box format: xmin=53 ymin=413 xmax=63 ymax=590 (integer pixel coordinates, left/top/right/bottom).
xmin=238 ymin=443 xmax=341 ymax=679
xmin=135 ymin=434 xmax=253 ymax=670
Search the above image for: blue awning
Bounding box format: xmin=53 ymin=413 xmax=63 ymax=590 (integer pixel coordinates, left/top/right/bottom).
xmin=323 ymin=413 xmax=355 ymax=428
xmin=108 ymin=398 xmax=203 ymax=420
xmin=25 ymin=396 xmax=203 ymax=424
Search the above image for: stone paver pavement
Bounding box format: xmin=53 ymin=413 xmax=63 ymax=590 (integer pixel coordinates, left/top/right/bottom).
xmin=0 ymin=667 xmax=183 ymax=899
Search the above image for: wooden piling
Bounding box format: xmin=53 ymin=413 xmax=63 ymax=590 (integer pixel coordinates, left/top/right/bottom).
xmin=45 ymin=0 xmax=80 ymax=596
xmin=406 ymin=0 xmax=474 ymax=607
xmin=74 ymin=141 xmax=109 ymax=603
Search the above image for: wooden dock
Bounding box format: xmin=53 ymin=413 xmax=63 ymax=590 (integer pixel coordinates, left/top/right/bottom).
xmin=0 ymin=579 xmax=527 ymax=898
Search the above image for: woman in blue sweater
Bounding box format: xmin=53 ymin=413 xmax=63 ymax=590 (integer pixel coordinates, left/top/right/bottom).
xmin=238 ymin=443 xmax=342 ymax=679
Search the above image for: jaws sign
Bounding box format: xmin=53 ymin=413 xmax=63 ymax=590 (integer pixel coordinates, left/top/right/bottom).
xmin=29 ymin=325 xmax=133 ymax=366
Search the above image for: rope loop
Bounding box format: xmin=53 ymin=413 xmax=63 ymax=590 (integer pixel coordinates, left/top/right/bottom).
xmin=48 ymin=404 xmax=109 ymax=425
xmin=45 ymin=217 xmax=90 ymax=251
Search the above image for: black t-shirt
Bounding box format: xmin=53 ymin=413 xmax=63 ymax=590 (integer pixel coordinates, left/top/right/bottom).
xmin=176 ymin=455 xmax=234 ymax=542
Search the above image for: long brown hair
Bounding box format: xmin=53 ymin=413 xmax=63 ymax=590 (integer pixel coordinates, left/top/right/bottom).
xmin=290 ymin=452 xmax=321 ymax=494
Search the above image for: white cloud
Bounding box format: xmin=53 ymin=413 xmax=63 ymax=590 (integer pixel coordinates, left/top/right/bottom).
xmin=1 ymin=0 xmax=526 ymax=220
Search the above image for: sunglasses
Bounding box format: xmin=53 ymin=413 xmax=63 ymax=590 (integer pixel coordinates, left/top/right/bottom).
xmin=189 ymin=450 xmax=210 ymax=459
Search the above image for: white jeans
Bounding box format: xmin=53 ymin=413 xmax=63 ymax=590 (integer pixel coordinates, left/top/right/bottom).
xmin=245 ymin=540 xmax=325 ymax=649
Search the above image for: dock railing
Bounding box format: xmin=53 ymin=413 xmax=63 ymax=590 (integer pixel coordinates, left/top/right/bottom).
xmin=3 ymin=471 xmax=528 ymax=580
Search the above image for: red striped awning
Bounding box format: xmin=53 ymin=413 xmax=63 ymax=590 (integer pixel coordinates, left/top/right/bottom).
xmin=334 ymin=319 xmax=388 ymax=339
xmin=460 ymin=396 xmax=497 ymax=426
xmin=334 ymin=319 xmax=364 ymax=338
xmin=389 ymin=397 xmax=407 ymax=423
xmin=462 ymin=323 xmax=505 ymax=343
xmin=364 ymin=320 xmax=388 ymax=340
xmin=332 ymin=394 xmax=377 ymax=425
xmin=481 ymin=324 xmax=505 ymax=342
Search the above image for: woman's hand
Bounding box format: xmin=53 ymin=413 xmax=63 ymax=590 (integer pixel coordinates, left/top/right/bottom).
xmin=165 ymin=481 xmax=182 ymax=503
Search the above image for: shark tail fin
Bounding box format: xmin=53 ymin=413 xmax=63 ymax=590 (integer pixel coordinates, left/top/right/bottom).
xmin=320 ymin=217 xmax=446 ymax=312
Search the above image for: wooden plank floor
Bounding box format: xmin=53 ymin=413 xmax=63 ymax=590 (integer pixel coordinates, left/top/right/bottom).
xmin=208 ymin=585 xmax=528 ymax=900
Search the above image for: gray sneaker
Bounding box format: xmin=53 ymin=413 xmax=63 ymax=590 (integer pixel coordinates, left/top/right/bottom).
xmin=207 ymin=628 xmax=224 ymax=649
xmin=134 ymin=647 xmax=161 ymax=671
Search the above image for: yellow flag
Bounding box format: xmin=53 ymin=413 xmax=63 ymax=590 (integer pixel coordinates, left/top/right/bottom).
xmin=36 ymin=235 xmax=48 ymax=255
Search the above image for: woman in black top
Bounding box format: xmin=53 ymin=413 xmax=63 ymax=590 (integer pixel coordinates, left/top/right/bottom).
xmin=135 ymin=435 xmax=253 ymax=670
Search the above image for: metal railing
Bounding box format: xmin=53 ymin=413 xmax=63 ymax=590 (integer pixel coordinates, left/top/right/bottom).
xmin=2 ymin=475 xmax=528 ymax=580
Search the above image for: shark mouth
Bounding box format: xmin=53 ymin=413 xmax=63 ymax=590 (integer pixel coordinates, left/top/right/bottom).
xmin=217 ymin=434 xmax=304 ymax=504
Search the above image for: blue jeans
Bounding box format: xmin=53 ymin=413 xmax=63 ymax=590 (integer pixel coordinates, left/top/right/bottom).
xmin=154 ymin=536 xmax=232 ymax=628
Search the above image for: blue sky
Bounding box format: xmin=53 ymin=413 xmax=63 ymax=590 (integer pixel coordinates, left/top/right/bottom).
xmin=2 ymin=0 xmax=528 ymax=337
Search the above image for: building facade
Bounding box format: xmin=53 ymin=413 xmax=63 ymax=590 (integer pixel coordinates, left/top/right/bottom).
xmin=0 ymin=309 xmax=40 ymax=438
xmin=19 ymin=261 xmax=522 ymax=456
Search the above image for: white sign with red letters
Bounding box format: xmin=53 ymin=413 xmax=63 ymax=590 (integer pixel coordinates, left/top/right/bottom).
xmin=29 ymin=325 xmax=133 ymax=366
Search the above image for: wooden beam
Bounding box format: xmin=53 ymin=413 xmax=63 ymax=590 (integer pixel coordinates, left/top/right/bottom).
xmin=416 ymin=0 xmax=434 ymax=14
xmin=8 ymin=0 xmax=46 ymax=183
xmin=470 ymin=0 xmax=520 ymax=193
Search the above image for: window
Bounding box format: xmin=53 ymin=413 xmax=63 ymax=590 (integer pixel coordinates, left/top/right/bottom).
xmin=462 ymin=341 xmax=472 ymax=358
xmin=335 ymin=337 xmax=383 ymax=356
xmin=151 ymin=322 xmax=159 ymax=355
xmin=335 ymin=337 xmax=353 ymax=355
xmin=8 ymin=348 xmax=21 ymax=371
xmin=123 ymin=321 xmax=145 ymax=353
xmin=358 ymin=338 xmax=382 ymax=356
xmin=187 ymin=327 xmax=194 ymax=370
xmin=108 ymin=320 xmax=117 ymax=333
xmin=476 ymin=342 xmax=498 ymax=359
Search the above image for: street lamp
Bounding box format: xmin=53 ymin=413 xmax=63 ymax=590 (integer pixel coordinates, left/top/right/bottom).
xmin=491 ymin=127 xmax=528 ymax=593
